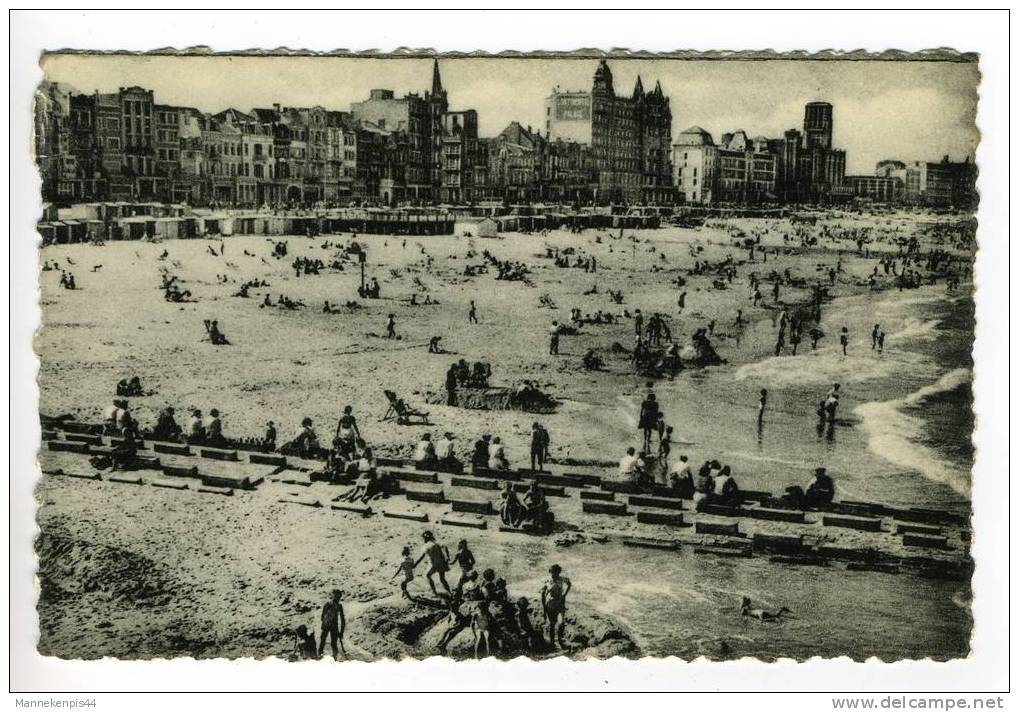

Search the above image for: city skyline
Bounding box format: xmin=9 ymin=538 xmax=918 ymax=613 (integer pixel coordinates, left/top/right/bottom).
xmin=39 ymin=54 xmax=979 ymax=175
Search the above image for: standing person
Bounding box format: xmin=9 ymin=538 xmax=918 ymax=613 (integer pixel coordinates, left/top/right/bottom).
xmin=840 ymin=326 xmax=849 ymax=356
xmin=758 ymin=389 xmax=768 ymax=424
xmin=678 ymin=291 xmax=687 ymax=312
xmin=634 ymin=309 xmax=644 ymax=338
xmin=468 ymin=300 xmax=478 ymax=324
xmin=658 ymin=425 xmax=674 ymax=477
xmin=391 ymin=547 xmax=416 ymax=600
xmin=877 ymin=328 xmax=886 ymax=354
xmin=415 ymin=531 xmax=451 ymax=596
xmin=386 ymin=313 xmax=397 ymax=339
xmin=317 ymin=589 xmax=346 ymax=660
xmin=452 ymin=539 xmax=476 ymax=591
xmin=530 ymin=422 xmax=549 ymax=472
xmin=541 ymin=564 xmax=572 ymax=650
xmin=548 ymin=321 xmax=560 ymax=356
xmin=638 ymin=391 xmax=659 ymax=453
xmin=871 ymin=324 xmax=881 ymax=350
xmin=333 ymin=406 xmax=360 ymax=459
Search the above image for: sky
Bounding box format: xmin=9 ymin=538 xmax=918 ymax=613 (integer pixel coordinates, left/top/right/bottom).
xmin=40 ymin=54 xmax=980 ymax=175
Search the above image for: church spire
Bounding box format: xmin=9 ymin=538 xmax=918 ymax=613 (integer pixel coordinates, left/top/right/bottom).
xmin=431 ymin=58 xmax=444 ymax=95
xmin=633 ymin=75 xmax=645 ymax=99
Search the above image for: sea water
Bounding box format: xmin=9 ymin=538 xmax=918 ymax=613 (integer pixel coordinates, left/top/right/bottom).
xmin=578 ymin=283 xmax=975 ymax=658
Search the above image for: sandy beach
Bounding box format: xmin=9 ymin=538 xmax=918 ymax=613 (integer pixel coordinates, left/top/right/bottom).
xmin=34 ymin=210 xmax=976 ymax=660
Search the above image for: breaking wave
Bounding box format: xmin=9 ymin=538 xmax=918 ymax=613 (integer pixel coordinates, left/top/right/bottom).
xmin=853 ymin=368 xmax=973 ymax=497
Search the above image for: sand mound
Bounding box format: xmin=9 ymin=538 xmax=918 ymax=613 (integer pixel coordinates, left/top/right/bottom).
xmin=347 ymin=597 xmax=639 ymax=660
xmin=36 ymin=533 xmax=179 ymax=608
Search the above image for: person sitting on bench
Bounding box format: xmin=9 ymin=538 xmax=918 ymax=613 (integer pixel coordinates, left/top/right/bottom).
xmin=109 ymin=428 xmax=139 ymax=471
xmin=413 ymin=433 xmax=438 ymax=469
xmin=204 ymin=408 xmax=225 ymax=447
xmin=488 ymin=437 xmax=510 ymax=471
xmin=153 ymin=406 xmax=183 ymax=441
xmin=805 ymin=467 xmax=835 ymax=507
xmin=103 ymin=399 xmax=128 ymax=435
xmin=499 ymin=482 xmax=525 ymax=527
xmin=262 ymin=421 xmax=277 ymax=452
xmin=523 ymin=482 xmax=549 ymax=522
xmin=713 ymin=465 xmax=740 ymax=504
xmin=187 ymin=409 xmax=206 ymax=445
xmin=472 ymin=434 xmax=491 ymax=471
xmin=434 ymin=432 xmax=463 ymax=474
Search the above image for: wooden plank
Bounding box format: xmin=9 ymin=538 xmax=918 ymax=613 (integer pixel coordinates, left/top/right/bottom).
xmin=199 ymin=447 xmax=239 ymax=461
xmin=623 ymin=537 xmax=679 ymax=551
xmin=441 ymin=514 xmax=488 ymax=530
xmin=278 ymin=497 xmax=321 ymax=508
xmin=752 ymin=533 xmax=803 ymax=554
xmin=696 ymin=502 xmax=741 ymax=517
xmin=197 ymin=485 xmax=234 ymax=496
xmin=47 ymin=440 xmax=91 ymax=454
xmin=600 ymin=481 xmax=638 ymax=495
xmin=330 ymin=503 xmax=373 ymax=516
xmin=387 ymin=469 xmax=440 ymax=484
xmin=65 ymin=433 xmax=104 ymax=445
xmin=896 ymin=521 xmax=941 ymax=537
xmin=405 ymin=489 xmax=447 ymax=504
xmin=151 ymin=478 xmax=188 ymax=490
xmin=635 ymin=511 xmax=684 ymax=527
xmin=902 ymin=533 xmax=949 ymax=550
xmin=200 ymin=473 xmax=253 ymax=490
xmin=694 ymin=545 xmax=751 ymax=558
xmin=249 ymin=452 xmax=287 ymax=467
xmin=737 ymin=489 xmax=773 ymax=503
xmin=50 ymin=469 xmax=102 ymax=481
xmin=56 ymin=421 xmax=102 ymax=435
xmin=162 ymin=463 xmax=199 ymax=478
xmin=451 ymin=500 xmax=494 ymax=515
xmin=579 ymin=490 xmax=615 ymax=502
xmin=823 ymin=515 xmax=883 ymax=532
xmin=108 ymin=475 xmax=145 ymax=485
xmin=748 ymin=507 xmax=806 ymax=524
xmin=628 ymin=495 xmax=684 ymax=511
xmin=534 ymin=473 xmax=588 ymax=488
xmin=695 ymin=521 xmax=742 ymax=537
xmin=470 ymin=466 xmax=522 ymax=481
xmin=153 ymin=442 xmax=191 ymax=455
xmin=582 ymin=501 xmax=629 ymax=516
xmin=451 ymin=476 xmax=501 ymax=491
xmin=816 ymin=546 xmax=885 ymax=563
xmin=383 ymin=509 xmax=429 ymax=523
xmin=561 ymin=472 xmax=604 ymax=486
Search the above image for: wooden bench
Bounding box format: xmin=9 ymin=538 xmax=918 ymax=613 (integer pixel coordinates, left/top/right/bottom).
xmin=628 ymin=495 xmax=684 ymax=511
xmin=902 ymin=533 xmax=949 ymax=550
xmin=199 ymin=447 xmax=240 ymax=461
xmin=47 ymin=440 xmax=91 ymax=454
xmin=153 ymin=442 xmax=191 ymax=455
xmin=582 ymin=501 xmax=629 ymax=516
xmin=822 ymin=514 xmax=883 ymax=532
xmin=450 ymin=499 xmax=494 ymax=515
xmin=635 ymin=511 xmax=684 ymax=527
xmin=752 ymin=533 xmax=803 ymax=555
xmin=579 ymin=490 xmax=615 ymax=502
xmin=748 ymin=507 xmax=806 ymax=524
xmin=695 ymin=521 xmax=742 ymax=537
xmin=405 ymin=489 xmax=447 ymax=504
xmin=451 ymin=476 xmax=501 ymax=491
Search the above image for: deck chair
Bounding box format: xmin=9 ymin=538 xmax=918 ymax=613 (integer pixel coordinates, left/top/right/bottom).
xmin=380 ymin=390 xmax=430 ymax=425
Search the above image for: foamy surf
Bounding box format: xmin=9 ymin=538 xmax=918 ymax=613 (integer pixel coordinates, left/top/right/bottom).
xmin=734 ymin=347 xmax=927 ymax=387
xmin=853 ymin=368 xmax=972 ymax=497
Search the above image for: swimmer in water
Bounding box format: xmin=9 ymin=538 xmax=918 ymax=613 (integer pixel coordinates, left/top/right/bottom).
xmin=740 ymin=596 xmax=790 ymax=622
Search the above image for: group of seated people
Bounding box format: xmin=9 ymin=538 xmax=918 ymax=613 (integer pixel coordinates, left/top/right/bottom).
xmin=471 ymin=434 xmax=511 ymax=471
xmin=498 ymin=481 xmax=552 ymax=530
xmin=570 ymin=307 xmax=617 ymax=326
xmin=358 ymin=277 xmax=382 ymax=299
xmin=115 ymin=376 xmax=145 ymax=397
xmin=412 ymin=432 xmax=463 ymax=474
xmin=262 ymin=293 xmax=305 ymax=310
xmin=292 ymin=256 xmax=324 ymax=276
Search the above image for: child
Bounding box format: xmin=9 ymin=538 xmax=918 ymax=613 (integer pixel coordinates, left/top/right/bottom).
xmin=293 ymin=624 xmax=317 ymax=660
xmin=452 ymin=539 xmax=476 ymax=590
xmin=392 ymin=546 xmax=416 ymax=599
xmin=472 ymin=600 xmax=494 ymax=659
xmin=658 ymin=425 xmax=673 ymax=476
